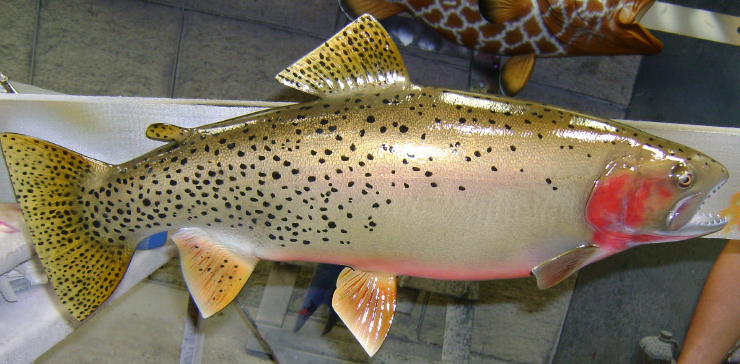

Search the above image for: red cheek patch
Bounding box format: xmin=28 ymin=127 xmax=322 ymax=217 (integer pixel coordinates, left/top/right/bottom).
xmin=586 ymin=170 xmax=681 ymax=250
xmin=585 ymin=171 xmax=632 ymax=234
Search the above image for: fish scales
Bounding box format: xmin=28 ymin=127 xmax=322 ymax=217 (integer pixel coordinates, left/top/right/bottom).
xmin=0 ymin=15 xmax=727 ymax=356
xmin=57 ymin=87 xmax=705 ymax=279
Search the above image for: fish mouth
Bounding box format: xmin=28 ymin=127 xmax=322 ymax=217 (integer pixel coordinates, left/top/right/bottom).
xmin=662 ymin=212 xmax=727 ymax=237
xmin=614 ymin=0 xmax=664 ymax=55
xmin=663 ymin=181 xmax=727 ymax=236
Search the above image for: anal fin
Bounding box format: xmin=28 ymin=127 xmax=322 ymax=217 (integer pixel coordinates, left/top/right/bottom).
xmin=532 ymin=244 xmax=600 ymax=289
xmin=146 ymin=123 xmax=191 ymax=142
xmin=332 ymin=267 xmax=397 ymax=357
xmin=500 ymin=53 xmax=536 ymax=96
xmin=171 ymin=228 xmax=259 ymax=317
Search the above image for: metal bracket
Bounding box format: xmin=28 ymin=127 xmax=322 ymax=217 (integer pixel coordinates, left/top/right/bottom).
xmin=0 ymin=73 xmax=17 ymax=94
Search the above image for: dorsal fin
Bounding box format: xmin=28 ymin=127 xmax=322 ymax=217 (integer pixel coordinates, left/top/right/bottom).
xmin=276 ymin=14 xmax=410 ymax=97
xmin=146 ymin=123 xmax=190 ymax=142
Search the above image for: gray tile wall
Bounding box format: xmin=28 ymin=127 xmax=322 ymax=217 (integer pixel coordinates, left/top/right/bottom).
xmin=1 ymin=0 xmax=638 ymax=113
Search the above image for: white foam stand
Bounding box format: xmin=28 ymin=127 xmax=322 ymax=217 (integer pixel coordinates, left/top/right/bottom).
xmin=0 ymin=244 xmax=177 ymax=364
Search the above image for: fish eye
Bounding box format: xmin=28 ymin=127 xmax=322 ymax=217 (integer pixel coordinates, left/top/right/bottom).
xmin=675 ymin=170 xmax=693 ymax=188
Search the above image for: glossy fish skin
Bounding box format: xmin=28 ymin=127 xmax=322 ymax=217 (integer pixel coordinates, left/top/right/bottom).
xmin=0 ymin=15 xmax=726 ymax=356
xmin=3 ymin=86 xmax=726 ymax=278
xmin=190 ymin=90 xmax=722 ymax=262
xmin=80 ymin=88 xmax=717 ymax=277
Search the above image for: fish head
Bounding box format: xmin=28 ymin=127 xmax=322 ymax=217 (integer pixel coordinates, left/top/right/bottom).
xmin=585 ymin=138 xmax=728 ymax=249
xmin=557 ymin=0 xmax=663 ymax=55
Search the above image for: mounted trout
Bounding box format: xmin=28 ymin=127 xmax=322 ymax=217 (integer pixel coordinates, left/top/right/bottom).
xmin=0 ymin=15 xmax=726 ymax=357
xmin=344 ymin=0 xmax=664 ymax=95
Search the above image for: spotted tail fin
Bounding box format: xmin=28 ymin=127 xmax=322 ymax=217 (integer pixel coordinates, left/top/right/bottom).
xmin=0 ymin=133 xmax=136 ymax=321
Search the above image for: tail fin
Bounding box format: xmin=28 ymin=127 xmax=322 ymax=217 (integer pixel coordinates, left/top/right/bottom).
xmin=1 ymin=133 xmax=135 ymax=320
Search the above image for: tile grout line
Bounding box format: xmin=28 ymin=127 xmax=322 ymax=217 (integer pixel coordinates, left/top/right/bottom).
xmin=28 ymin=0 xmax=43 ymax=85
xmin=168 ymin=5 xmax=187 ymax=99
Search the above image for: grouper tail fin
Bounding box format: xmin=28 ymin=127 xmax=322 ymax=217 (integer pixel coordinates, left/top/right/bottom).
xmin=0 ymin=133 xmax=135 ymax=321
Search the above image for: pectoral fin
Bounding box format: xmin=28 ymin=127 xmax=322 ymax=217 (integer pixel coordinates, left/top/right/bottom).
xmin=171 ymin=228 xmax=259 ymax=317
xmin=500 ymin=53 xmax=536 ymax=96
xmin=332 ymin=267 xmax=397 ymax=357
xmin=479 ymin=0 xmax=533 ymax=23
xmin=343 ymin=0 xmax=405 ymax=20
xmin=532 ymin=244 xmax=599 ymax=289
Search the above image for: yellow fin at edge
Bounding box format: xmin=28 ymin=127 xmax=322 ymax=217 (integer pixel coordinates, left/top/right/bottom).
xmin=276 ymin=14 xmax=410 ymax=97
xmin=145 ymin=123 xmax=190 ymax=142
xmin=0 ymin=133 xmax=128 ymax=321
xmin=171 ymin=228 xmax=259 ymax=318
xmin=332 ymin=267 xmax=397 ymax=356
xmin=479 ymin=0 xmax=533 ymax=23
xmin=500 ymin=53 xmax=536 ymax=96
xmin=531 ymin=244 xmax=600 ymax=289
xmin=344 ymin=0 xmax=405 ymax=20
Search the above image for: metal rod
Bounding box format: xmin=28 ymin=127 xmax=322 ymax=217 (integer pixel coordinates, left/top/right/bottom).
xmin=179 ymin=295 xmax=204 ymax=364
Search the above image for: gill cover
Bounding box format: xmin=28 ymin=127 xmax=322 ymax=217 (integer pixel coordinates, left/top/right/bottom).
xmin=586 ymin=149 xmax=727 ymax=249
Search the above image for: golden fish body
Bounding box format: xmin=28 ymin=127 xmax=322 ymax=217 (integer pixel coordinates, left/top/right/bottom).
xmin=0 ymin=15 xmax=726 ymax=357
xmin=110 ymin=87 xmax=659 ymax=280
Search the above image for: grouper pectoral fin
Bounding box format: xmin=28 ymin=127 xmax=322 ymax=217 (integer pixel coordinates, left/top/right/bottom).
xmin=500 ymin=53 xmax=536 ymax=96
xmin=343 ymin=0 xmax=405 ymax=21
xmin=171 ymin=228 xmax=259 ymax=318
xmin=479 ymin=0 xmax=533 ymax=24
xmin=531 ymin=244 xmax=600 ymax=289
xmin=275 ymin=14 xmax=411 ymax=97
xmin=332 ymin=267 xmax=397 ymax=357
xmin=145 ymin=123 xmax=191 ymax=142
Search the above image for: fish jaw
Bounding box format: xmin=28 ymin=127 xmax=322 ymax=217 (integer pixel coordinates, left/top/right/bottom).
xmin=610 ymin=0 xmax=664 ymax=54
xmin=585 ymin=142 xmax=728 ymax=250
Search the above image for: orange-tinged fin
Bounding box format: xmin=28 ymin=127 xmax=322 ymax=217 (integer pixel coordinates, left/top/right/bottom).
xmin=0 ymin=133 xmax=133 ymax=321
xmin=145 ymin=123 xmax=191 ymax=142
xmin=276 ymin=14 xmax=410 ymax=97
xmin=332 ymin=267 xmax=397 ymax=356
xmin=531 ymin=244 xmax=599 ymax=289
xmin=171 ymin=228 xmax=258 ymax=318
xmin=343 ymin=0 xmax=405 ymax=20
xmin=500 ymin=53 xmax=536 ymax=96
xmin=479 ymin=0 xmax=533 ymax=24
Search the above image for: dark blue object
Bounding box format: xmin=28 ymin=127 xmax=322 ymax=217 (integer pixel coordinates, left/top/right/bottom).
xmin=136 ymin=231 xmax=168 ymax=250
xmin=293 ymin=263 xmax=345 ymax=333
